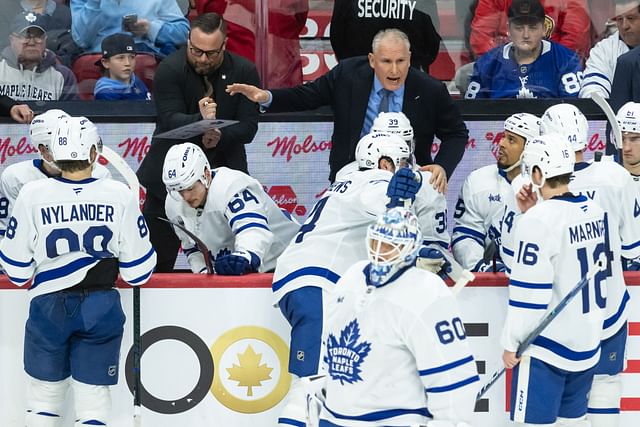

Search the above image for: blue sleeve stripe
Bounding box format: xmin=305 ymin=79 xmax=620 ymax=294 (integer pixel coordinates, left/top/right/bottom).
xmin=277 ymin=418 xmax=305 ymax=427
xmin=418 ymin=355 xmax=474 ymax=376
xmin=32 ymin=256 xmax=97 ymax=289
xmin=183 ymin=247 xmax=199 ymax=256
xmin=422 ymin=240 xmax=449 ymax=250
xmin=425 ymin=374 xmax=480 ymax=393
xmin=0 ymin=250 xmax=33 ymax=268
xmin=119 ymin=247 xmax=155 ymax=268
xmin=622 ymin=240 xmax=640 ymax=251
xmin=322 ymin=403 xmax=431 ymax=422
xmin=587 ymin=408 xmax=620 ymax=414
xmin=532 ymin=335 xmax=600 ymax=361
xmin=229 ymin=212 xmax=268 ymax=228
xmin=604 ymin=290 xmax=630 ymax=329
xmin=451 ymin=235 xmax=484 ymax=248
xmin=509 ymin=280 xmax=553 ymax=290
xmin=452 ymin=226 xmax=485 ymax=241
xmin=509 ymin=299 xmax=548 ymax=310
xmin=502 ymin=246 xmax=514 ymax=256
xmin=272 ymin=266 xmax=341 ymax=292
xmin=9 ymin=275 xmax=30 ymax=284
xmin=235 ymin=222 xmax=270 ymax=235
xmin=127 ymin=269 xmax=153 ymax=285
xmin=582 ymin=72 xmax=609 ymax=82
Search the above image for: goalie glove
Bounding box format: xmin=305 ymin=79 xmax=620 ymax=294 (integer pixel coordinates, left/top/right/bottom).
xmin=416 ymin=246 xmax=452 ymax=277
xmin=473 ymin=259 xmax=507 ymax=273
xmin=214 ymin=250 xmax=260 ymax=275
xmin=387 ymin=167 xmax=421 ymax=208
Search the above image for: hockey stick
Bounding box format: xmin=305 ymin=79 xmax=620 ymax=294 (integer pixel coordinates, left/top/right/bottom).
xmin=157 ymin=217 xmax=214 ymax=274
xmin=97 ymin=146 xmax=142 ymax=427
xmin=438 ymin=248 xmax=475 ymax=295
xmin=592 ymin=93 xmax=622 ymax=151
xmin=476 ymin=255 xmax=607 ymax=401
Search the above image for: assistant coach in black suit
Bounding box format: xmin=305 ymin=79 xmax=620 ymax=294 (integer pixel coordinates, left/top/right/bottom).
xmin=227 ymin=28 xmax=468 ymax=192
xmin=137 ymin=13 xmax=259 ymax=272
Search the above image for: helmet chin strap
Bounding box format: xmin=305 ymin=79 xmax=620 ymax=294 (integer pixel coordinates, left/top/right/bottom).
xmin=42 ymin=157 xmax=61 ymax=173
xmin=502 ymin=158 xmax=521 ymax=173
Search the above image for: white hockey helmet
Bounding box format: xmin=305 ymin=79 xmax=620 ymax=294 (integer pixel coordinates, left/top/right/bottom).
xmin=162 ymin=142 xmax=211 ymax=194
xmin=540 ymin=104 xmax=589 ymax=151
xmin=503 ymin=113 xmax=540 ymax=143
xmin=29 ymin=109 xmax=70 ymax=150
xmin=366 ymin=207 xmax=422 ymax=287
xmin=50 ymin=116 xmax=103 ymax=162
xmin=371 ymin=112 xmax=414 ymax=148
xmin=616 ymin=102 xmax=640 ymax=134
xmin=355 ymin=132 xmax=412 ymax=170
xmin=521 ymin=133 xmax=575 ymax=189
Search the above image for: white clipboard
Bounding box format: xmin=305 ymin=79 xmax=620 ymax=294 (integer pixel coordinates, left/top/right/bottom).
xmin=154 ymin=119 xmax=239 ymax=140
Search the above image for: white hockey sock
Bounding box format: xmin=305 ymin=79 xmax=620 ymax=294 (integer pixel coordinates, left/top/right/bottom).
xmin=25 ymin=376 xmax=70 ymax=427
xmin=555 ymin=416 xmax=590 ymax=426
xmin=587 ymin=374 xmax=621 ymax=427
xmin=71 ymin=379 xmax=110 ymax=426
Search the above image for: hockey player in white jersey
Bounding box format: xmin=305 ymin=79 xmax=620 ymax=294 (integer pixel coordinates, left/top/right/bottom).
xmin=0 ymin=109 xmax=111 ymax=240
xmin=273 ymin=132 xmax=424 ymax=426
xmin=0 ymin=116 xmax=156 ymax=427
xmin=502 ymin=133 xmax=608 ymax=426
xmin=618 ymin=101 xmax=640 ymax=182
xmin=452 ymin=113 xmax=540 ymax=272
xmin=320 ymin=207 xmax=478 ymax=427
xmin=162 ymin=142 xmax=299 ymax=275
xmin=541 ymin=103 xmax=640 ymax=426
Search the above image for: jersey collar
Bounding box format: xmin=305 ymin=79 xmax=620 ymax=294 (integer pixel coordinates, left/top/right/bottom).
xmin=54 ymin=177 xmax=98 ymax=184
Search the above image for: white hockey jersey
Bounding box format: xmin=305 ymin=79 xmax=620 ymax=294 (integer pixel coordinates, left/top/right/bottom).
xmin=321 ymin=261 xmax=479 ymax=426
xmin=579 ymin=31 xmax=629 ymax=99
xmin=0 ymin=177 xmax=156 ymax=297
xmin=570 ymin=161 xmax=640 ymax=339
xmin=501 ymin=195 xmax=607 ymax=372
xmin=0 ymin=159 xmax=111 ymax=238
xmin=164 ymin=167 xmax=299 ymax=274
xmin=452 ymin=165 xmax=516 ymax=269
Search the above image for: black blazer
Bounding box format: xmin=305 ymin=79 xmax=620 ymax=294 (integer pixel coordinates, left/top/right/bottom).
xmin=0 ymin=95 xmax=16 ymax=116
xmin=269 ymin=56 xmax=468 ymax=181
xmin=137 ymin=48 xmax=260 ymax=200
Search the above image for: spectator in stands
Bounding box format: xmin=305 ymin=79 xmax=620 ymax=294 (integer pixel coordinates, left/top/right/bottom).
xmin=94 ymin=33 xmax=150 ymax=100
xmin=70 ymin=0 xmax=190 ymax=58
xmin=227 ymin=28 xmax=468 ymax=192
xmin=194 ymin=0 xmax=308 ymax=87
xmin=330 ymin=0 xmax=442 ymax=73
xmin=137 ymin=13 xmax=259 ymax=272
xmin=580 ymin=0 xmax=640 ymax=99
xmin=0 ymin=95 xmax=33 ymax=123
xmin=0 ymin=12 xmax=78 ymax=101
xmin=470 ymin=0 xmax=592 ymax=61
xmin=465 ymin=0 xmax=582 ymax=99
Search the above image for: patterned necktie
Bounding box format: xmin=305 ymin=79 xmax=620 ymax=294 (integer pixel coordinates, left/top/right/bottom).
xmin=378 ymin=89 xmax=392 ymax=113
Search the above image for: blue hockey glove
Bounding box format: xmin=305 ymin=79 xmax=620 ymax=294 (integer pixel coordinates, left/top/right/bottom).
xmin=387 ymin=168 xmax=422 ymax=208
xmin=416 ymin=246 xmax=451 ymax=277
xmin=215 ymin=250 xmax=261 ymax=275
xmin=474 ymin=259 xmax=507 ymax=273
xmin=624 ymin=257 xmax=640 ymax=271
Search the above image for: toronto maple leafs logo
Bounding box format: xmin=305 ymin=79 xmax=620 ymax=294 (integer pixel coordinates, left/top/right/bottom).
xmin=324 ymin=319 xmax=371 ymax=385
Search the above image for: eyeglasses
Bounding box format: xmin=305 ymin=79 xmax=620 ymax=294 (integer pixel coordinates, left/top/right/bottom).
xmin=188 ymin=38 xmax=225 ymax=59
xmin=13 ymin=33 xmax=45 ymax=43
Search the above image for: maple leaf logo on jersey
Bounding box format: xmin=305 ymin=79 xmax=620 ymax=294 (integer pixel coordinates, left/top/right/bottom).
xmin=324 ymin=319 xmax=371 ymax=385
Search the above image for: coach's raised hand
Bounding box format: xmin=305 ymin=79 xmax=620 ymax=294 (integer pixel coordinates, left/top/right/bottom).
xmin=226 ymin=83 xmax=270 ymax=104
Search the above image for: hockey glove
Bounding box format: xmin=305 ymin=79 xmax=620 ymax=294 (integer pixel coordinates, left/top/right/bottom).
xmin=387 ymin=168 xmax=421 ymax=208
xmin=215 ymin=250 xmax=261 ymax=275
xmin=416 ymin=246 xmax=452 ymax=277
xmin=624 ymin=256 xmax=640 ymax=271
xmin=474 ymin=259 xmax=507 ymax=273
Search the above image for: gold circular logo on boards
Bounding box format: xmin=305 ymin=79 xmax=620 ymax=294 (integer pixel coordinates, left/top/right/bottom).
xmin=210 ymin=326 xmax=291 ymax=413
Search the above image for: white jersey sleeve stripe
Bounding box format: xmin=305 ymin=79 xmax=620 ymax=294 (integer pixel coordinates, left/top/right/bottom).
xmin=322 ymin=404 xmax=432 ymax=423
xmin=235 ymin=222 xmax=270 ymax=234
xmin=509 ymin=280 xmax=553 ymax=289
xmin=508 ymin=299 xmax=548 ymax=310
xmin=533 ymin=336 xmax=600 ymax=361
xmin=119 ymin=247 xmax=156 ymax=268
xmin=418 ymin=355 xmax=475 ymax=376
xmin=622 ymin=240 xmax=640 ymax=251
xmin=33 ymin=256 xmax=98 ymax=288
xmin=128 ymin=270 xmax=153 ymax=285
xmin=0 ymin=250 xmax=33 ymax=267
xmin=272 ymin=266 xmax=340 ymax=292
xmin=604 ymin=291 xmax=630 ymax=329
xmin=452 ymin=226 xmax=486 ymax=242
xmin=425 ymin=375 xmax=480 ymax=393
xmin=229 ymin=212 xmax=268 ymax=227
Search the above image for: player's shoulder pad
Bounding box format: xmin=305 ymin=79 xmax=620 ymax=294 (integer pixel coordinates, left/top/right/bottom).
xmin=463 ymin=164 xmax=503 ymax=193
xmin=389 ymin=267 xmax=455 ymax=312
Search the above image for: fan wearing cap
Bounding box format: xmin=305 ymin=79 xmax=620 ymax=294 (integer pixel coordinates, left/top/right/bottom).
xmin=0 ymin=11 xmax=78 ymax=101
xmin=465 ymin=0 xmax=583 ymax=99
xmin=94 ymin=33 xmax=150 ymax=100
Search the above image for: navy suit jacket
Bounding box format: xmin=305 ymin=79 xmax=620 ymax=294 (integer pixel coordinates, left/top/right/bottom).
xmin=269 ymin=56 xmax=469 ymax=181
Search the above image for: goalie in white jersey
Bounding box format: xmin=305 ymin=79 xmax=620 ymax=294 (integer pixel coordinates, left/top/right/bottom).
xmin=0 ymin=116 xmax=156 ymax=427
xmin=452 ymin=112 xmax=540 ymax=272
xmin=320 ymin=208 xmax=478 ymax=427
xmin=162 ymin=142 xmax=299 ymax=275
xmin=0 ymin=109 xmax=111 ymax=240
xmin=273 ymin=132 xmax=425 ymax=426
xmin=501 ymin=133 xmax=608 ymax=426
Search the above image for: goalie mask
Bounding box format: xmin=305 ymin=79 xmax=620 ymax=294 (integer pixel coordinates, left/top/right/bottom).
xmin=51 ymin=116 xmax=103 ymax=162
xmin=520 ymin=133 xmax=575 ymax=190
xmin=616 ymin=102 xmax=640 ymax=134
xmin=371 ymin=112 xmax=415 ymax=153
xmin=366 ymin=207 xmax=422 ymax=287
xmin=355 ymin=132 xmax=412 ymax=170
xmin=540 ymin=104 xmax=589 ymax=151
xmin=163 ymin=143 xmax=211 ymax=199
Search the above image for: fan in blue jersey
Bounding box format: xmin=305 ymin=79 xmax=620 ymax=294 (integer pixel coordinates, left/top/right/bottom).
xmin=502 ymin=133 xmax=608 ymax=426
xmin=319 ymin=207 xmax=478 ymax=427
xmin=0 ymin=116 xmax=156 ymax=427
xmin=94 ymin=33 xmax=151 ymax=100
xmin=465 ymin=0 xmax=582 ymax=99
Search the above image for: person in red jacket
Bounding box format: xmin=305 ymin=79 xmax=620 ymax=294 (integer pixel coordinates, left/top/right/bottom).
xmin=470 ymin=0 xmax=592 ymax=60
xmin=194 ymin=0 xmax=308 ymax=87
